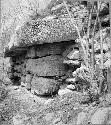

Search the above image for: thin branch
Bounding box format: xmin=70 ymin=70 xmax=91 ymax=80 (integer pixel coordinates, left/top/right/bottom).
xmin=98 ymin=5 xmax=104 ymax=94
xmin=86 ymin=2 xmax=94 ymax=69
xmin=109 ymin=1 xmax=111 ymax=68
xmin=63 ymin=0 xmax=87 ymax=66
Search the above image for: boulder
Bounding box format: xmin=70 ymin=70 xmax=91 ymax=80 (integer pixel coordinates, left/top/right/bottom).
xmin=26 ymin=55 xmax=66 ymax=76
xmin=31 ymin=77 xmax=60 ymax=96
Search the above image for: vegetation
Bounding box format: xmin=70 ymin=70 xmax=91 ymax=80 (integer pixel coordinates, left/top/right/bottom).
xmin=0 ymin=1 xmax=111 ymax=125
xmin=62 ymin=1 xmax=111 ymax=98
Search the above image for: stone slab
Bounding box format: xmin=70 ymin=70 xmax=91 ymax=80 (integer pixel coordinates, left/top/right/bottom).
xmin=26 ymin=55 xmax=66 ymax=76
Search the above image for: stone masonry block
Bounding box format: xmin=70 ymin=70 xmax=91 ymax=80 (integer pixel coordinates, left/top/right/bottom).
xmin=26 ymin=55 xmax=66 ymax=76
xmin=35 ymin=43 xmax=63 ymax=57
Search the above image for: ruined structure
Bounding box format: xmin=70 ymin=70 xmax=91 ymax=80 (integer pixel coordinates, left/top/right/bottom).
xmin=4 ymin=2 xmax=88 ymax=96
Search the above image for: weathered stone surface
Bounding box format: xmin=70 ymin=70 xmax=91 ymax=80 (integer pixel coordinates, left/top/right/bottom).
xmin=25 ymin=46 xmax=36 ymax=58
xmin=62 ymin=44 xmax=79 ymax=58
xmin=31 ymin=77 xmax=60 ymax=96
xmin=90 ymin=107 xmax=109 ymax=124
xmin=14 ymin=63 xmax=26 ymax=76
xmin=26 ymin=55 xmax=66 ymax=76
xmin=35 ymin=43 xmax=63 ymax=58
xmin=67 ymin=50 xmax=80 ymax=60
xmin=14 ymin=55 xmax=26 ymax=65
xmin=25 ymin=74 xmax=33 ymax=90
xmin=76 ymin=111 xmax=87 ymax=125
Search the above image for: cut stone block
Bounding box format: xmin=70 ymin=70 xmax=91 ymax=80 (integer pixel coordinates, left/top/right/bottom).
xmin=31 ymin=77 xmax=60 ymax=96
xmin=35 ymin=43 xmax=63 ymax=57
xmin=26 ymin=55 xmax=66 ymax=76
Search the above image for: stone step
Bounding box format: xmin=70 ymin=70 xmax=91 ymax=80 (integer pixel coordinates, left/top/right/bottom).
xmin=26 ymin=55 xmax=66 ymax=76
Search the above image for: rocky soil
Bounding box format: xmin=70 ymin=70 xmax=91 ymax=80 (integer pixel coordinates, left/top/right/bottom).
xmin=0 ymin=84 xmax=111 ymax=125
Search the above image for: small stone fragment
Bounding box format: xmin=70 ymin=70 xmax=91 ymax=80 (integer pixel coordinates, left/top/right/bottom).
xmin=58 ymin=88 xmax=72 ymax=96
xmin=67 ymin=84 xmax=75 ymax=90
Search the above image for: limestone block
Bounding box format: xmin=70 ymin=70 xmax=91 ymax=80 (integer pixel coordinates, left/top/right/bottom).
xmin=26 ymin=55 xmax=66 ymax=76
xmin=31 ymin=77 xmax=60 ymax=96
xmin=35 ymin=43 xmax=63 ymax=58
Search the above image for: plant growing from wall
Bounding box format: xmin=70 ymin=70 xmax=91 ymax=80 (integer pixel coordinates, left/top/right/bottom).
xmin=63 ymin=0 xmax=110 ymax=99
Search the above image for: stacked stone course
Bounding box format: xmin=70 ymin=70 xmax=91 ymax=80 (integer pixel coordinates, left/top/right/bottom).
xmin=8 ymin=41 xmax=80 ymax=96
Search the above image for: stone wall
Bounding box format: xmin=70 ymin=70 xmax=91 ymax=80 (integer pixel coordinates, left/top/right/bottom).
xmin=8 ymin=41 xmax=80 ymax=96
